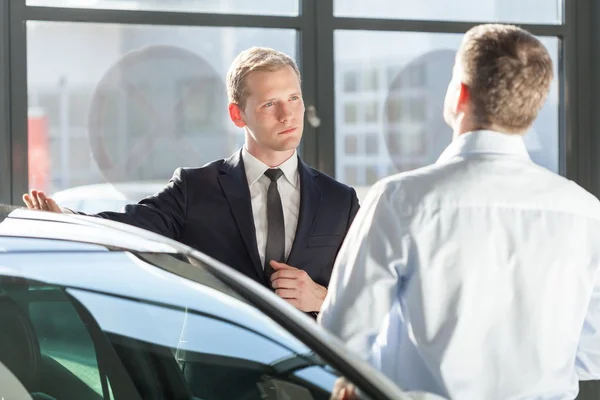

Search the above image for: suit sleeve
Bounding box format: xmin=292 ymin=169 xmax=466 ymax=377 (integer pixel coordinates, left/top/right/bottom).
xmin=576 ymin=269 xmax=600 ymax=380
xmin=319 ymin=181 xmax=409 ymax=358
xmin=86 ymin=168 xmax=188 ymax=240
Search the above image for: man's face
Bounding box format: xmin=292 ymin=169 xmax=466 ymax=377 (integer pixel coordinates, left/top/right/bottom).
xmin=239 ymin=66 xmax=305 ymax=153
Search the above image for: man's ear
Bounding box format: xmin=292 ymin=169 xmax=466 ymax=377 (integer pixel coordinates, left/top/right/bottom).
xmin=228 ymin=103 xmax=246 ymax=128
xmin=454 ymin=82 xmax=471 ymax=114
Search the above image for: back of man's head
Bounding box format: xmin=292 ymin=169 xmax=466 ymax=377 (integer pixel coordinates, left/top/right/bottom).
xmin=458 ymin=24 xmax=553 ymax=134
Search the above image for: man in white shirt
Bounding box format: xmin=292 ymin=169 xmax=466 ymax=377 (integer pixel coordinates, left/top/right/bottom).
xmin=23 ymin=47 xmax=359 ymax=315
xmin=319 ymin=24 xmax=600 ymax=399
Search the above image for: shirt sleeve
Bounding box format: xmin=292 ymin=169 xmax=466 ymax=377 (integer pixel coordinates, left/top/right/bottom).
xmin=318 ymin=180 xmax=411 ymax=358
xmin=576 ymin=269 xmax=600 ymax=380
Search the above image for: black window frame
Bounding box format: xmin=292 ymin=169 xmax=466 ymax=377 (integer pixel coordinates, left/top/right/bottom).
xmin=3 ymin=0 xmax=596 ymax=204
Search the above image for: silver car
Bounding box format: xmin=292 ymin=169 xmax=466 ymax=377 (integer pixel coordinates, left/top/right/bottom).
xmin=0 ymin=206 xmax=442 ymax=400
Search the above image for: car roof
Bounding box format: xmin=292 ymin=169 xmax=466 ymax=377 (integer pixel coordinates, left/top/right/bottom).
xmin=0 ymin=206 xmax=179 ymax=253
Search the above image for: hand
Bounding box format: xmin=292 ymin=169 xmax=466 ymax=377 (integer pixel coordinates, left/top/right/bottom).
xmin=270 ymin=261 xmax=328 ymax=312
xmin=22 ymin=190 xmax=62 ymax=213
xmin=330 ymin=377 xmax=358 ymax=400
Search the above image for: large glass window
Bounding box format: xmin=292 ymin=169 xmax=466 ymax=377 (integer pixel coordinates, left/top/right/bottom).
xmin=4 ymin=1 xmax=571 ymax=209
xmin=334 ymin=30 xmax=560 ymax=201
xmin=27 ymin=0 xmax=299 ymax=16
xmin=334 ymin=0 xmax=561 ymax=24
xmin=27 ymin=22 xmax=296 ymax=206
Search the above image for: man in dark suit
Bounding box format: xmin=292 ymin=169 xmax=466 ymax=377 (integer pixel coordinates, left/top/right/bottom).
xmin=23 ymin=47 xmax=359 ymax=314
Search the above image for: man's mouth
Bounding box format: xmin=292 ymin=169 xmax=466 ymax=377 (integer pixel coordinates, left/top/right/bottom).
xmin=278 ymin=127 xmax=297 ymax=135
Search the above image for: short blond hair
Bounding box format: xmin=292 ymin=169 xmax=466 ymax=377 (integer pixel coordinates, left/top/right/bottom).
xmin=458 ymin=24 xmax=553 ymax=133
xmin=226 ymin=47 xmax=301 ymax=110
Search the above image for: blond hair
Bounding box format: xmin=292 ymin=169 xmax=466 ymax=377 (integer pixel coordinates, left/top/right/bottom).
xmin=226 ymin=47 xmax=301 ymax=110
xmin=458 ymin=24 xmax=553 ymax=133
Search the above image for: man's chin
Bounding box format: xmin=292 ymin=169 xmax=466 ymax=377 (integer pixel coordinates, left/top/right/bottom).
xmin=274 ymin=136 xmax=302 ymax=151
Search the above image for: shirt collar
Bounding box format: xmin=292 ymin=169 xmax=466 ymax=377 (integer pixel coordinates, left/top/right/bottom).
xmin=241 ymin=147 xmax=299 ymax=187
xmin=436 ymin=130 xmax=531 ymax=165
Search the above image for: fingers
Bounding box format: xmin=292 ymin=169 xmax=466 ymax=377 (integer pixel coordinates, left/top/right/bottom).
xmin=331 ymin=378 xmax=347 ymax=400
xmin=330 ymin=378 xmax=357 ymax=400
xmin=45 ymin=197 xmax=62 ymax=213
xmin=37 ymin=192 xmax=61 ymax=212
xmin=339 ymin=388 xmax=350 ymax=400
xmin=37 ymin=192 xmax=50 ymax=211
xmin=345 ymin=385 xmax=358 ymax=400
xmin=271 ymin=277 xmax=297 ymax=289
xmin=31 ymin=190 xmax=48 ymax=210
xmin=30 ymin=190 xmax=41 ymax=209
xmin=270 ymin=260 xmax=296 ymax=270
xmin=22 ymin=193 xmax=34 ymax=208
xmin=275 ymin=288 xmax=296 ymax=299
xmin=271 ymin=269 xmax=300 ymax=281
xmin=22 ymin=190 xmax=61 ymax=212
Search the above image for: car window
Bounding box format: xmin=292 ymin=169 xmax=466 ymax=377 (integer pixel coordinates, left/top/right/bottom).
xmin=29 ymin=290 xmax=107 ymax=396
xmin=71 ymin=289 xmax=338 ymax=400
xmin=0 ymin=283 xmax=117 ymax=400
xmin=0 ymin=276 xmax=351 ymax=400
xmin=0 ymin=252 xmax=307 ymax=354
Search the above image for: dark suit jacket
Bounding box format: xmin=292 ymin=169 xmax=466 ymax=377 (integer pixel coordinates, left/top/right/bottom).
xmin=93 ymin=150 xmax=360 ymax=289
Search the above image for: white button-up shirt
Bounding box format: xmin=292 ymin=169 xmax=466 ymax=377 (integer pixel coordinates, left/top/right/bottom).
xmin=241 ymin=147 xmax=300 ymax=268
xmin=319 ymin=130 xmax=600 ymax=400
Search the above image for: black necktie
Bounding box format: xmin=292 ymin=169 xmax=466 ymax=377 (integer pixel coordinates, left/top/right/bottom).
xmin=264 ymin=168 xmax=285 ymax=285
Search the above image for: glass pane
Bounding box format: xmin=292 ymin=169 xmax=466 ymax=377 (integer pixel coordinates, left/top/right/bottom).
xmin=334 ymin=0 xmax=561 ymax=24
xmin=29 ymin=292 xmax=106 ymax=396
xmin=26 ymin=22 xmax=296 ymax=206
xmin=0 ymin=260 xmax=346 ymax=399
xmin=334 ymin=31 xmax=560 ymax=202
xmin=0 ymin=256 xmax=359 ymax=400
xmin=71 ymin=289 xmax=341 ymax=399
xmin=27 ymin=0 xmax=299 ymax=16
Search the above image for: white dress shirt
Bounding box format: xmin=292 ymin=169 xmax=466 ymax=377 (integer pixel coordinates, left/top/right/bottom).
xmin=319 ymin=130 xmax=600 ymax=400
xmin=241 ymin=147 xmax=300 ymax=268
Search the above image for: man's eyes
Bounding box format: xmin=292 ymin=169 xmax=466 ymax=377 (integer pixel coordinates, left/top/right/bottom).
xmin=263 ymin=97 xmax=301 ymax=107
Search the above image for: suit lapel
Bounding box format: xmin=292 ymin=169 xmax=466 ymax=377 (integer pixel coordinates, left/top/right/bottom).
xmin=217 ymin=150 xmax=266 ymax=285
xmin=287 ymin=159 xmax=321 ymax=266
